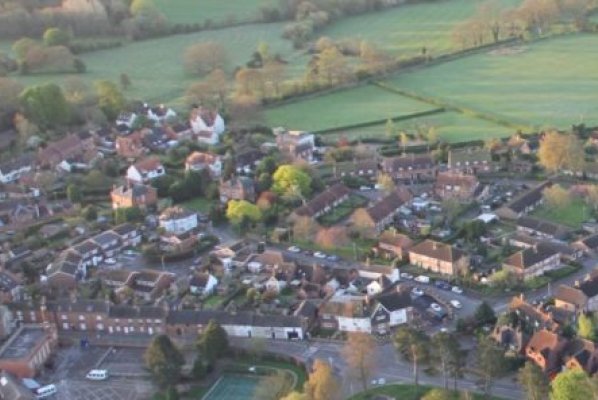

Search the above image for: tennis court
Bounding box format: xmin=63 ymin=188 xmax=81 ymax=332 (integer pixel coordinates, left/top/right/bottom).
xmin=202 ymin=374 xmax=261 ymax=400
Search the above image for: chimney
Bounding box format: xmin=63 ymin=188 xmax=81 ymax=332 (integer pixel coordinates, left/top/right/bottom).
xmin=575 ymin=280 xmax=581 ymax=288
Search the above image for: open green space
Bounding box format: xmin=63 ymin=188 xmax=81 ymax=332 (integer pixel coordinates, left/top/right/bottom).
xmin=321 ymin=110 xmax=512 ymax=143
xmin=382 ymin=34 xmax=598 ymax=129
xmin=532 ymin=197 xmax=589 ymax=228
xmin=182 ymin=197 xmax=214 ymax=214
xmin=348 ymin=384 xmax=506 ymax=400
xmin=154 ymin=0 xmax=276 ymax=25
xmin=8 ymin=22 xmax=307 ymax=105
xmin=319 ymin=0 xmax=521 ymax=58
xmin=318 ymin=194 xmax=368 ymax=226
xmin=265 ymin=85 xmax=435 ymax=131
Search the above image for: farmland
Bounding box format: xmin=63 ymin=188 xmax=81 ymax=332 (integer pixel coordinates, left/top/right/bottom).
xmin=154 ymin=0 xmax=276 ymax=25
xmin=265 ymin=85 xmax=436 ymax=132
xmin=319 ymin=0 xmax=522 ymax=58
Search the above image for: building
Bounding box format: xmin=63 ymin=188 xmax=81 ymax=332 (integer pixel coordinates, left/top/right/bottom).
xmin=0 ymin=270 xmax=22 ymax=304
xmin=370 ymin=287 xmax=413 ymax=334
xmin=185 ymin=151 xmax=222 ymax=178
xmin=274 ymin=129 xmax=315 ymax=162
xmin=126 ymin=157 xmax=165 ymax=184
xmin=291 ymin=183 xmax=350 ymax=219
xmin=516 ymin=216 xmax=571 ymax=240
xmin=333 ymin=160 xmax=378 ymax=180
xmin=37 ymin=132 xmax=96 ymax=170
xmin=111 ymin=223 xmax=142 ymax=247
xmin=525 ymin=330 xmax=568 ymax=374
xmin=409 ymin=240 xmax=469 ymax=276
xmin=573 ymin=234 xmax=598 ymax=255
xmin=111 ymin=184 xmax=157 ymax=210
xmin=351 ymin=188 xmax=412 ymax=236
xmin=189 ymin=107 xmax=225 ymax=145
xmin=144 ymin=104 xmax=176 ymax=124
xmin=563 ymin=338 xmax=598 ymax=375
xmin=554 ymin=272 xmax=598 ymax=313
xmin=502 ymin=245 xmax=561 ymax=280
xmin=0 ymin=325 xmax=56 ymax=378
xmin=189 ymin=273 xmax=218 ymax=296
xmin=496 ymin=181 xmax=551 ymax=220
xmin=319 ymin=295 xmax=371 ymax=333
xmin=129 ymin=270 xmax=175 ymax=301
xmin=45 ymin=256 xmax=80 ymax=290
xmin=381 ymin=154 xmax=436 ymax=183
xmin=159 ymin=207 xmax=198 ymax=235
xmin=374 ymin=230 xmax=414 ymax=260
xmin=219 ymin=176 xmax=255 ymax=204
xmin=447 ymin=148 xmax=494 ymax=174
xmin=91 ymin=231 xmax=122 ymax=258
xmin=70 ymin=240 xmax=103 ymax=268
xmin=433 ymin=172 xmax=481 ymax=201
xmin=0 ymin=155 xmax=34 ymax=184
xmin=115 ymin=131 xmax=145 ymax=159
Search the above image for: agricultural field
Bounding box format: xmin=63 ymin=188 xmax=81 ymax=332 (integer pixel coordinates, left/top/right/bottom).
xmin=7 ymin=22 xmax=307 ymax=105
xmin=318 ymin=0 xmax=521 ymax=58
xmin=320 ymin=111 xmax=512 ymax=143
xmin=265 ymin=85 xmax=436 ymax=132
xmin=382 ymin=34 xmax=598 ymax=129
xmin=154 ymin=0 xmax=276 ymax=25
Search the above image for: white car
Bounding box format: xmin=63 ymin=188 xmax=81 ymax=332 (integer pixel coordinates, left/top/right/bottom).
xmin=451 ymin=286 xmax=463 ymax=294
xmin=450 ymin=300 xmax=463 ymax=309
xmin=411 ymin=287 xmax=424 ymax=297
xmin=314 ymin=251 xmax=327 ymax=259
xmin=400 ymin=273 xmax=414 ymax=280
xmin=430 ymin=303 xmax=442 ymax=312
xmin=287 ymin=246 xmax=301 ymax=253
xmin=414 ymin=275 xmax=430 ymax=284
xmin=104 ymin=258 xmax=116 ymax=265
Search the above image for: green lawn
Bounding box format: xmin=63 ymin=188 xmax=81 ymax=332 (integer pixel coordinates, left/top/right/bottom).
xmin=8 ymin=22 xmax=307 ymax=105
xmin=348 ymin=385 xmax=506 ymax=400
xmin=321 ymin=110 xmax=512 ymax=143
xmin=265 ymin=85 xmax=435 ymax=131
xmin=182 ymin=197 xmax=214 ymax=213
xmin=318 ymin=194 xmax=368 ymax=226
xmin=154 ymin=0 xmax=277 ymax=25
xmin=532 ymin=198 xmax=589 ymax=228
xmin=319 ymin=0 xmax=521 ymax=59
xmin=382 ymin=34 xmax=598 ymax=129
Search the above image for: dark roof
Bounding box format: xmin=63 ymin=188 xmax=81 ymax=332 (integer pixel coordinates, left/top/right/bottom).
xmin=293 ymin=300 xmax=318 ymax=318
xmin=47 ymin=260 xmax=78 ymax=277
xmin=518 ymin=216 xmax=570 ymax=238
xmin=409 ymin=240 xmax=465 ymax=263
xmin=112 ymin=184 xmax=155 ymax=199
xmin=382 ymin=154 xmax=434 ymax=171
xmin=108 ymin=305 xmax=165 ymax=319
xmin=235 ymin=149 xmax=263 ymax=167
xmin=505 ymin=246 xmax=559 ymax=269
xmin=72 ymin=240 xmax=101 ymax=255
xmin=294 ymin=183 xmax=350 ymax=218
xmin=0 ymin=154 xmax=34 ymax=174
xmin=580 ymin=234 xmax=598 ymax=250
xmin=92 ymin=231 xmax=121 ymax=246
xmin=0 ymin=271 xmax=20 ymax=291
xmin=376 ymin=290 xmax=412 ymax=311
xmin=112 ymin=223 xmax=137 ymax=236
xmin=578 ymin=274 xmax=598 ymax=298
xmin=190 ymin=273 xmax=212 ymax=288
xmin=505 ymin=181 xmax=551 ymax=214
xmin=365 ymin=189 xmax=410 ymax=223
xmin=166 ymin=310 xmax=302 ymax=328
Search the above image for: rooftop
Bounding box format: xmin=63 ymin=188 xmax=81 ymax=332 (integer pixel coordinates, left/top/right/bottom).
xmin=0 ymin=327 xmax=46 ymax=360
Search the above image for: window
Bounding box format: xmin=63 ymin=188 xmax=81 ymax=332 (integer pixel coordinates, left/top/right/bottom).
xmin=61 ymin=315 xmax=67 ymax=320
xmin=96 ymin=315 xmax=102 ymax=320
xmin=79 ymin=315 xmax=85 ymax=321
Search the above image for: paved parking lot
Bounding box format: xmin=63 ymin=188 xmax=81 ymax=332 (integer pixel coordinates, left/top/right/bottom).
xmin=55 ymin=378 xmax=152 ymax=400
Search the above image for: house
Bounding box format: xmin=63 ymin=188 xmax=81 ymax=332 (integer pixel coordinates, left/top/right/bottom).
xmin=0 ymin=371 xmax=35 ymax=400
xmin=510 ymin=295 xmax=560 ymax=332
xmin=0 ymin=155 xmax=34 ymax=184
xmin=185 ymin=151 xmax=222 ymax=178
xmin=563 ymin=338 xmax=598 ymax=375
xmin=141 ymin=126 xmax=177 ymax=151
xmin=190 ymin=107 xmax=225 ymax=145
xmin=318 ymin=295 xmax=371 ymax=333
xmin=0 ymin=270 xmax=22 ymax=304
xmin=91 ymin=231 xmax=122 ymax=258
xmin=516 ymin=216 xmax=571 ymax=240
xmin=107 ymin=305 xmax=166 ymax=335
xmin=502 ymin=245 xmax=561 ymax=280
xmin=496 ymin=181 xmax=551 ymax=220
xmin=274 ymin=128 xmax=315 ymax=162
xmin=351 ymin=187 xmax=412 ymax=236
xmin=373 ymin=230 xmax=414 ymax=260
xmin=573 ymin=234 xmax=598 ymax=255
xmin=381 ymin=154 xmax=436 ymax=183
xmin=365 ymin=275 xmax=392 ymax=297
xmin=159 ymin=207 xmax=198 ymax=235
xmin=554 ymin=272 xmax=598 ymax=313
xmin=45 ymin=256 xmax=81 ymax=290
xmin=99 ymin=269 xmax=138 ymax=289
xmin=169 ymin=122 xmax=193 ymax=139
xmin=447 ymin=148 xmax=494 ymax=174
xmin=126 ymin=157 xmax=165 ymax=183
xmin=525 ymin=330 xmax=568 ymax=374
xmin=129 ymin=270 xmax=175 ymax=301
xmin=291 ymin=183 xmax=351 ymax=219
xmin=71 ymin=240 xmax=103 ymax=268
xmin=434 ymin=172 xmax=481 ymax=201
xmin=408 ymin=240 xmax=469 ymax=276
xmin=111 ymin=223 xmax=142 ymax=247
xmin=116 ymin=111 xmax=138 ymax=129
xmin=265 ymin=275 xmax=287 ymax=294
xmin=333 ymin=160 xmax=378 ymax=180
xmin=111 ymin=183 xmax=157 ymax=210
xmin=235 ymin=149 xmax=263 ymax=174
xmin=0 ymin=325 xmax=56 ymax=379
xmin=219 ymin=176 xmax=255 ymax=204
xmin=189 ymin=273 xmax=218 ymax=296
xmin=115 ymin=130 xmax=145 ymax=159
xmin=370 ymin=287 xmax=413 ymax=334
xmin=37 ymin=132 xmax=96 ymax=170
xmin=144 ymin=104 xmax=176 ymax=124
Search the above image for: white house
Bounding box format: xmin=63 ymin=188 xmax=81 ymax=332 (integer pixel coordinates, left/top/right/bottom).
xmin=126 ymin=157 xmax=165 ymax=183
xmin=190 ymin=107 xmax=225 ymax=145
xmin=189 ymin=273 xmax=218 ymax=296
xmin=0 ymin=155 xmax=34 ymax=184
xmin=159 ymin=207 xmax=198 ymax=234
xmin=116 ymin=112 xmax=138 ymax=129
xmin=370 ymin=289 xmax=413 ymax=334
xmin=146 ymin=104 xmax=177 ymax=124
xmin=185 ymin=152 xmax=222 ymax=178
xmin=265 ymin=276 xmax=287 ymax=294
xmin=247 ymin=261 xmax=263 ymax=274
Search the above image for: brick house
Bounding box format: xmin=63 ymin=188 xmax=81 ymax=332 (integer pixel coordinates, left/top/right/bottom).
xmin=111 ymin=223 xmax=142 ymax=247
xmin=408 ymin=240 xmax=469 ymax=276
xmin=563 ymin=338 xmax=598 ymax=375
xmin=46 ymin=257 xmax=80 ymax=290
xmin=525 ymin=330 xmax=568 ymax=374
xmin=219 ymin=176 xmax=255 ymax=204
xmin=351 ymin=187 xmax=412 ymax=237
xmin=129 ymin=270 xmax=175 ymax=301
xmin=333 ymin=160 xmax=378 ymax=180
xmin=447 ymin=147 xmax=494 ymax=175
xmin=381 ymin=154 xmax=436 ymax=183
xmin=274 ymin=129 xmax=315 ymax=162
xmin=37 ymin=132 xmax=96 ymax=170
xmin=516 ymin=216 xmax=571 ymax=240
xmin=185 ymin=151 xmax=222 ymax=178
xmin=126 ymin=157 xmax=165 ymax=184
xmin=434 ymin=172 xmax=481 ymax=202
xmin=373 ymin=230 xmax=414 ymax=260
xmin=502 ymin=245 xmax=561 ymax=280
xmin=115 ymin=130 xmax=145 ymax=159
xmin=70 ymin=240 xmax=103 ymax=268
xmin=291 ymin=183 xmax=351 ymax=219
xmin=111 ymin=183 xmax=157 ymax=210
xmin=496 ymin=181 xmax=551 ymax=220
xmin=554 ymin=272 xmax=598 ymax=313
xmin=0 ymin=325 xmax=56 ymax=379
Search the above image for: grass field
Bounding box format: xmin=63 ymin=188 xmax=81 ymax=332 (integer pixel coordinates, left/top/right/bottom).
xmin=154 ymin=0 xmax=276 ymax=25
xmin=8 ymin=22 xmax=307 ymax=105
xmin=319 ymin=0 xmax=521 ymax=58
xmin=182 ymin=197 xmax=214 ymax=213
xmin=321 ymin=111 xmax=512 ymax=143
xmin=203 ymin=374 xmax=261 ymax=400
xmin=382 ymin=34 xmax=598 ymax=129
xmin=532 ymin=197 xmax=589 ymax=228
xmin=348 ymin=384 xmax=506 ymax=400
xmin=265 ymin=85 xmax=436 ymax=131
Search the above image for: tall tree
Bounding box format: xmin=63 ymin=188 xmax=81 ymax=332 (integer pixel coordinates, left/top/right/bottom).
xmin=94 ymin=80 xmax=125 ymax=120
xmin=377 ymin=173 xmax=396 ymax=194
xmin=550 ymin=367 xmax=596 ymax=400
xmin=183 ymin=41 xmax=227 ymax=76
xmin=226 ymin=200 xmax=262 ymax=228
xmin=66 ymin=183 xmax=83 ymax=204
xmin=538 ymin=131 xmax=584 ymax=173
xmin=394 ymin=326 xmax=430 ymax=386
xmin=474 ymin=301 xmax=496 ymax=327
xmin=432 ymin=332 xmax=461 ymax=390
xmin=316 ymin=46 xmax=350 ymax=86
xmin=343 ymin=332 xmax=376 ymax=392
xmin=144 ymin=335 xmax=185 ymax=389
xmin=543 ymin=184 xmax=571 ymax=209
xmin=476 ymin=336 xmax=506 ymax=397
xmin=272 ymin=165 xmax=312 ymax=200
xmin=303 ymin=359 xmax=340 ymax=400
xmin=518 ymin=361 xmax=549 ymax=400
xmin=20 ymin=83 xmax=70 ymax=129
xmin=196 ymin=319 xmax=229 ymax=366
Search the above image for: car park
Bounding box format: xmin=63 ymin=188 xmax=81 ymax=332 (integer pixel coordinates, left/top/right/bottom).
xmin=411 ymin=287 xmax=424 ymax=297
xmin=450 ymin=300 xmax=463 ymax=309
xmin=451 ymin=286 xmax=463 ymax=294
xmin=287 ymin=246 xmax=301 ymax=253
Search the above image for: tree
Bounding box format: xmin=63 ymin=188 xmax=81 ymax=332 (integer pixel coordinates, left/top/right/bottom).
xmin=196 ymin=320 xmax=229 ymax=366
xmin=432 ymin=332 xmax=461 ymax=390
xmin=43 ymin=27 xmax=71 ymax=47
xmin=377 ymin=173 xmax=396 ymax=194
xmin=476 ymin=336 xmax=506 ymax=397
xmin=578 ymin=313 xmax=596 ymax=341
xmin=422 ymin=389 xmax=452 ymax=400
xmin=144 ymin=335 xmax=184 ymax=389
xmin=385 ymin=118 xmax=396 ymax=138
xmin=292 ymin=215 xmax=319 ymax=241
xmin=82 ymin=205 xmax=98 ymax=221
xmin=94 ymin=80 xmax=125 ymax=120
xmin=474 ymin=301 xmax=496 ymax=327
xmin=226 ymin=200 xmax=262 ymax=229
xmin=399 ymin=131 xmax=409 ymax=153
xmin=550 ymin=367 xmax=596 ymax=400
xmin=272 ymin=165 xmax=312 ymax=200
xmin=114 ymin=207 xmax=143 ymax=224
xmin=67 ymin=184 xmax=83 ymax=204
xmin=543 ymin=184 xmax=571 ymax=209
xmin=518 ymin=361 xmax=549 ymax=400
xmin=316 ymin=226 xmax=349 ymax=250
xmin=130 ymin=0 xmax=157 ymax=16
xmin=394 ymin=326 xmax=429 ymax=386
xmin=12 ymin=38 xmax=38 ymax=62
xmin=303 ymin=359 xmax=340 ymax=400
xmin=20 ymin=83 xmax=70 ymax=129
xmin=343 ymin=332 xmax=376 ymax=392
xmin=120 ymin=73 xmax=131 ymax=90
xmin=538 ymin=131 xmax=584 ymax=173
xmin=315 ymin=46 xmax=350 ymax=86
xmin=586 ymin=185 xmax=598 ymax=211
xmin=183 ymin=41 xmax=227 ymax=76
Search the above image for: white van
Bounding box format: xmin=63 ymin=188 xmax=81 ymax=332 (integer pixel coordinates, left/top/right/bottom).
xmin=86 ymin=369 xmax=109 ymax=381
xmin=35 ymin=384 xmax=57 ymax=398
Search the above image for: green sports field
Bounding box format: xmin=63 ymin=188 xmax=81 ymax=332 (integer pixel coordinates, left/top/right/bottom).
xmin=265 ymin=85 xmax=436 ymax=132
xmin=318 ymin=0 xmax=521 ymax=58
xmin=382 ymin=34 xmax=598 ymax=129
xmin=202 ymin=375 xmax=261 ymax=400
xmin=154 ymin=0 xmax=277 ymax=25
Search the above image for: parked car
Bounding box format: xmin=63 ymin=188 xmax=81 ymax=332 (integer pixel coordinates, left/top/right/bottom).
xmin=414 ymin=275 xmax=430 ymax=284
xmin=451 ymin=286 xmax=463 ymax=294
xmin=411 ymin=287 xmax=424 ymax=297
xmin=314 ymin=251 xmax=327 ymax=259
xmin=400 ymin=273 xmax=414 ymax=280
xmin=435 ymin=280 xmax=451 ymax=290
xmin=104 ymin=258 xmax=116 ymax=265
xmin=450 ymin=300 xmax=463 ymax=309
xmin=327 ymin=254 xmax=340 ymax=261
xmin=287 ymin=246 xmax=301 ymax=253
